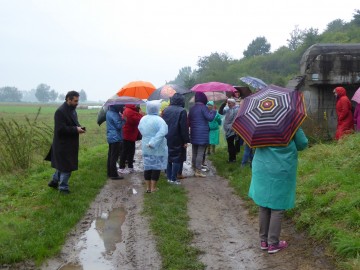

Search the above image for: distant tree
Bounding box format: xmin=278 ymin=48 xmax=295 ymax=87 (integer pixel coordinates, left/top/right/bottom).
xmin=79 ymin=89 xmax=87 ymax=102
xmin=35 ymin=84 xmax=53 ymax=103
xmin=58 ymin=93 xmax=65 ymax=101
xmin=49 ymin=89 xmax=58 ymax=102
xmin=301 ymin=28 xmax=320 ymax=49
xmin=21 ymin=89 xmax=37 ymax=102
xmin=287 ymin=26 xmax=303 ymax=51
xmin=352 ymin=9 xmax=360 ymax=26
xmin=325 ymin=19 xmax=345 ymax=32
xmin=195 ymin=52 xmax=234 ymax=83
xmin=170 ymin=66 xmax=196 ymax=89
xmin=0 ymin=86 xmax=23 ymax=102
xmin=243 ymin=37 xmax=271 ymax=58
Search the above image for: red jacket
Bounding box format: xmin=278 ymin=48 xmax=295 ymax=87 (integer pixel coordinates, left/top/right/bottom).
xmin=122 ymin=105 xmax=143 ymax=141
xmin=335 ymin=87 xmax=354 ymax=140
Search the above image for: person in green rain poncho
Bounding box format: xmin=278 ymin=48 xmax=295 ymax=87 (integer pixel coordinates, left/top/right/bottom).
xmin=206 ymin=101 xmax=222 ymax=154
xmin=248 ymin=127 xmax=308 ymax=254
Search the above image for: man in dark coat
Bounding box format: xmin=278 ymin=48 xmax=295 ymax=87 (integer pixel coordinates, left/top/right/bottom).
xmin=45 ymin=91 xmax=86 ymax=194
xmin=162 ymin=93 xmax=190 ymax=184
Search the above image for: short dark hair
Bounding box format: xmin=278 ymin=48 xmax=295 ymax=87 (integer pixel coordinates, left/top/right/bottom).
xmin=65 ymin=91 xmax=80 ymax=101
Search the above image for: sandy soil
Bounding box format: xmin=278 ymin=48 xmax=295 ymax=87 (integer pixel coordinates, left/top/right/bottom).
xmin=3 ymin=145 xmax=337 ymax=270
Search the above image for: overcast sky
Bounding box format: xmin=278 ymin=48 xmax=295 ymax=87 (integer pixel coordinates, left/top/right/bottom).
xmin=0 ymin=0 xmax=358 ymax=102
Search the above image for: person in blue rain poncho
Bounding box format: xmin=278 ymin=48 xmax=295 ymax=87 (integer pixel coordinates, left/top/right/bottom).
xmin=138 ymin=100 xmax=168 ymax=193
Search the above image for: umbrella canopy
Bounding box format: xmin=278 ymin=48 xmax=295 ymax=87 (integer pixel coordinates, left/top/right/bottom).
xmin=117 ymin=80 xmax=156 ymax=99
xmin=351 ymin=87 xmax=360 ymax=103
xmin=233 ymin=86 xmax=252 ymax=98
xmin=191 ymin=82 xmax=237 ymax=93
xmin=232 ymin=85 xmax=307 ymax=148
xmin=240 ymin=76 xmax=267 ymax=90
xmin=189 ymin=91 xmax=228 ymax=103
xmin=97 ymin=95 xmax=145 ymax=126
xmin=147 ymin=84 xmax=192 ymax=101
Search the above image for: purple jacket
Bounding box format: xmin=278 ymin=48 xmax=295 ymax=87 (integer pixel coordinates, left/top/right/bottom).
xmin=188 ymin=92 xmax=216 ymax=145
xmin=354 ymin=103 xmax=360 ymax=131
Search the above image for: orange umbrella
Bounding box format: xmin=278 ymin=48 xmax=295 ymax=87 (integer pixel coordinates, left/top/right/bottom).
xmin=117 ymin=81 xmax=156 ymax=99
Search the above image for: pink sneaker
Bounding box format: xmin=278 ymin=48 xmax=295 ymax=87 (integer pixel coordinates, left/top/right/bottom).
xmin=268 ymin=240 xmax=288 ymax=254
xmin=260 ymin=241 xmax=268 ymax=250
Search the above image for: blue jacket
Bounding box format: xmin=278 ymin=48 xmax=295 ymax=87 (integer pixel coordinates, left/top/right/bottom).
xmin=188 ymin=92 xmax=216 ymax=145
xmin=106 ymin=106 xmax=125 ymax=144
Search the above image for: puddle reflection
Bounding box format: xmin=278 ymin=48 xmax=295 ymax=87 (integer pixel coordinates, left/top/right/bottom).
xmin=60 ymin=207 xmax=127 ymax=270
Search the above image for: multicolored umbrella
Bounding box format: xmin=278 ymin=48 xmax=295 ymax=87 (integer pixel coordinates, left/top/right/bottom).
xmin=232 ymin=85 xmax=307 ymax=148
xmin=351 ymin=87 xmax=360 ymax=103
xmin=239 ymin=76 xmax=267 ymax=90
xmin=117 ymin=80 xmax=156 ymax=99
xmin=147 ymin=84 xmax=191 ymax=101
xmin=191 ymin=82 xmax=237 ymax=93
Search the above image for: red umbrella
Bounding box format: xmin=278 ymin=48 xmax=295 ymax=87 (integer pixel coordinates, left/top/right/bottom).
xmin=232 ymin=85 xmax=307 ymax=148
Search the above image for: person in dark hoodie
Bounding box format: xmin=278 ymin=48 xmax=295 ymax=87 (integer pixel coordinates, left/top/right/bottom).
xmin=106 ymin=105 xmax=125 ymax=180
xmin=162 ymin=93 xmax=190 ymax=184
xmin=188 ymin=92 xmax=216 ymax=177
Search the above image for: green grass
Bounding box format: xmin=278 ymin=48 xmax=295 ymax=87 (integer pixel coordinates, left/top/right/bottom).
xmin=143 ymin=179 xmax=205 ymax=270
xmin=0 ymin=144 xmax=108 ymax=265
xmin=209 ymin=134 xmax=360 ymax=270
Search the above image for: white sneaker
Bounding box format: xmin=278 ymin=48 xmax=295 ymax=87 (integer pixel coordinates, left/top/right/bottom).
xmin=118 ymin=168 xmax=130 ymax=174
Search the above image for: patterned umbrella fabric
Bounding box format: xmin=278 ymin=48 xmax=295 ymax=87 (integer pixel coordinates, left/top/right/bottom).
xmin=351 ymin=87 xmax=360 ymax=103
xmin=117 ymin=80 xmax=156 ymax=99
xmin=232 ymin=84 xmax=307 ymax=148
xmin=240 ymin=76 xmax=267 ymax=90
xmin=147 ymin=84 xmax=192 ymax=101
xmin=191 ymin=82 xmax=237 ymax=93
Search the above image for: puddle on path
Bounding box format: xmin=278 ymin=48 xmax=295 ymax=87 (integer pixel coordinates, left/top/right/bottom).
xmin=59 ymin=207 xmax=127 ymax=270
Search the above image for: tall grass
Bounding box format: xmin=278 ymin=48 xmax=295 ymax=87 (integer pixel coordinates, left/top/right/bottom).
xmin=0 ymin=108 xmax=52 ymax=173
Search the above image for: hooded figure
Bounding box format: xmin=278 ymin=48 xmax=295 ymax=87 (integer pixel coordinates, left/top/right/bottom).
xmin=106 ymin=105 xmax=125 ymax=179
xmin=138 ymin=100 xmax=168 ymax=192
xmin=188 ymin=92 xmax=216 ymax=177
xmin=334 ymin=87 xmax=354 ymax=140
xmin=162 ymin=93 xmax=190 ymax=183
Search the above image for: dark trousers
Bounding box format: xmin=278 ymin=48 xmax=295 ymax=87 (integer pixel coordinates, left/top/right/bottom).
xmin=107 ymin=142 xmax=121 ymax=177
xmin=226 ymin=135 xmax=237 ymax=161
xmin=235 ymin=136 xmax=243 ymax=153
xmin=120 ymin=140 xmax=135 ymax=169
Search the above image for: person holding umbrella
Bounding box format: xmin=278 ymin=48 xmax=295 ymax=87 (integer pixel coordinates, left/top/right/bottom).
xmin=249 ymin=128 xmax=308 ymax=253
xmin=188 ymin=92 xmax=216 ymax=177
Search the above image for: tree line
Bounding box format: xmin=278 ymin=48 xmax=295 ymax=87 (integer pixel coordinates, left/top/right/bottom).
xmin=169 ymin=10 xmax=360 ymax=89
xmin=0 ymin=84 xmax=87 ymax=103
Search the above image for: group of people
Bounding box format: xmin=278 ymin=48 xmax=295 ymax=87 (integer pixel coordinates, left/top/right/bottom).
xmin=45 ymin=85 xmax=357 ymax=255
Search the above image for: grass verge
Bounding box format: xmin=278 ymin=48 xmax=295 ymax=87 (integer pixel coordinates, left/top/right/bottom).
xmin=143 ymin=178 xmax=205 ymax=270
xmin=0 ymin=144 xmax=108 ymax=265
xmin=209 ymin=134 xmax=360 ymax=270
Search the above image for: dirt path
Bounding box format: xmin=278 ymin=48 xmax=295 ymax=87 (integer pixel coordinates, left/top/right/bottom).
xmin=183 ymin=170 xmax=336 ymax=269
xmin=36 ymin=147 xmax=337 ymax=270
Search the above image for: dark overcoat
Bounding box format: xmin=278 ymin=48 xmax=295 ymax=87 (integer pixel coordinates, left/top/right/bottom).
xmin=45 ymin=102 xmax=80 ymax=172
xmin=162 ymin=93 xmax=190 ymax=163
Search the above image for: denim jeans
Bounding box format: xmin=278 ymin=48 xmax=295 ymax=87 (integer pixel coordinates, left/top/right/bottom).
xmin=241 ymin=144 xmax=253 ymax=166
xmin=53 ymin=170 xmax=72 ymax=191
xmin=166 ymin=162 xmax=181 ymax=181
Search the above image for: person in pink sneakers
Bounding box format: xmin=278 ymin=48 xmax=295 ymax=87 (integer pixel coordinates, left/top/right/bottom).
xmin=248 ymin=128 xmax=308 ymax=254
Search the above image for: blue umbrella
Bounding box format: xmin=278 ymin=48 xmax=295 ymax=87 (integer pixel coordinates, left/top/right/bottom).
xmin=240 ymin=76 xmax=267 ymax=90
